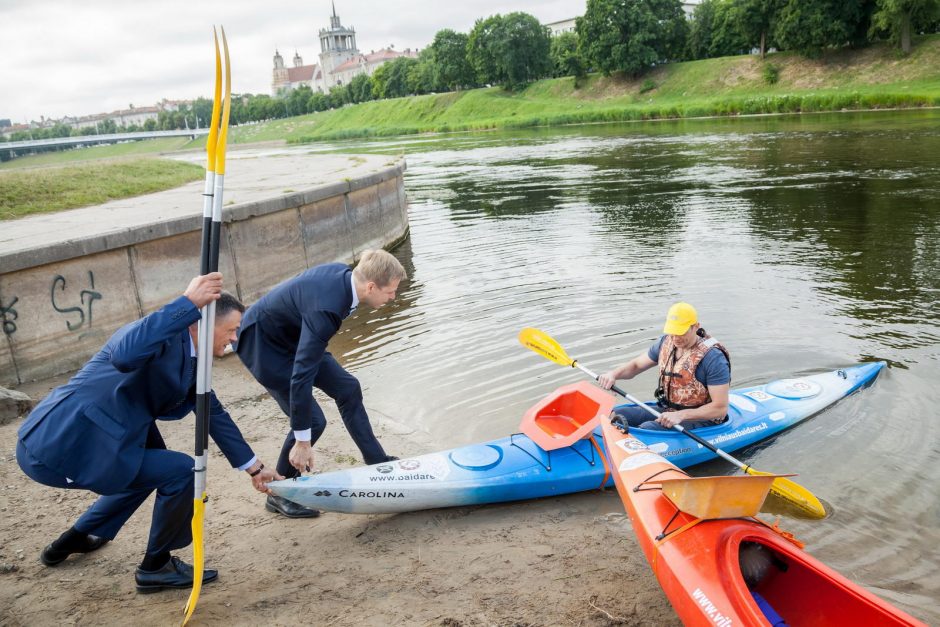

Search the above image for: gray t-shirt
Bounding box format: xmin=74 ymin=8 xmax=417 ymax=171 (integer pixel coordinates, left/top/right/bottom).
xmin=649 ymin=335 xmax=731 ymax=387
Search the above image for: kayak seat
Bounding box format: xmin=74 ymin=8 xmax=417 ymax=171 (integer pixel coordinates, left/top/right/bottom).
xmin=519 ymin=381 xmax=616 ymax=451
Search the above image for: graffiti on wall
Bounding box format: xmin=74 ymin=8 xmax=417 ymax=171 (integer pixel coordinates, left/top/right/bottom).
xmin=51 ymin=271 xmax=104 ymax=332
xmin=0 ymin=296 xmax=17 ymax=336
xmin=2 ymin=271 xmax=106 ymax=339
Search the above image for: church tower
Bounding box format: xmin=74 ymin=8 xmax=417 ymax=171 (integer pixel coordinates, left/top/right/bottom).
xmin=272 ymin=49 xmax=289 ymax=95
xmin=318 ymin=2 xmax=358 ymax=88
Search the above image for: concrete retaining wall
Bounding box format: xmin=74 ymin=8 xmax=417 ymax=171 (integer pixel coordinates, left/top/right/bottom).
xmin=0 ymin=159 xmax=409 ymax=386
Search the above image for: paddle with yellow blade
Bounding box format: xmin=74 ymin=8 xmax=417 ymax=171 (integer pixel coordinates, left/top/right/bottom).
xmin=518 ymin=327 xmax=826 ymax=520
xmin=183 ymin=25 xmax=232 ymax=626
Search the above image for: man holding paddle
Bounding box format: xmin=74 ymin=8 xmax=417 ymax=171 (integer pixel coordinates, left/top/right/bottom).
xmin=598 ymin=302 xmax=731 ymax=430
xmin=16 ymin=273 xmax=282 ymax=592
xmin=234 ymin=249 xmax=406 ymax=518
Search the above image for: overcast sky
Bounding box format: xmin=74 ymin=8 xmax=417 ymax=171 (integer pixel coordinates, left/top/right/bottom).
xmin=0 ymin=0 xmax=586 ymax=123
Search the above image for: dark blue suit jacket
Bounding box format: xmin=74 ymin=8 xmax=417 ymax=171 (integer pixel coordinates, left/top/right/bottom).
xmin=235 ymin=263 xmax=353 ymax=431
xmin=18 ymin=296 xmax=254 ymax=495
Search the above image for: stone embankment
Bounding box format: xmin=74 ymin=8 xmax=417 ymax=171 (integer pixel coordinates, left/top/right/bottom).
xmin=0 ymin=152 xmax=409 ymax=385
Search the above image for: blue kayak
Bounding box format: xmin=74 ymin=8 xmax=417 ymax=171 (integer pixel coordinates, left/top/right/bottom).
xmin=269 ymin=362 xmax=884 ymax=514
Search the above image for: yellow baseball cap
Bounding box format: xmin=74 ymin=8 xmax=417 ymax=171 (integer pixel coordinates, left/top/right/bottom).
xmin=663 ymin=302 xmax=697 ymax=335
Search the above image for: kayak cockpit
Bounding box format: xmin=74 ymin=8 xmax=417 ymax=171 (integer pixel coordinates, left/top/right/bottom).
xmin=722 ymin=532 xmax=921 ymax=626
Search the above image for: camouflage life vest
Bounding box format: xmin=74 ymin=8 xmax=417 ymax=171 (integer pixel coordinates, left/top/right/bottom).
xmin=655 ymin=332 xmax=730 ymax=412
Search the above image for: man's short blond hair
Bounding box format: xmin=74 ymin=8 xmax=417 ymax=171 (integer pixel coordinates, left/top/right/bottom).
xmin=352 ymin=249 xmax=407 ymax=287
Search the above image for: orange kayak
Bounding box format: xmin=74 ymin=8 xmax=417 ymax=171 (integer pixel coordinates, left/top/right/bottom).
xmin=599 ymin=411 xmax=926 ymax=627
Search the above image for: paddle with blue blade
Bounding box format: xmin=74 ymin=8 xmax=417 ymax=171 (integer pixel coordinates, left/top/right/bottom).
xmin=518 ymin=326 xmax=827 ymax=520
xmin=183 ymin=25 xmax=231 ymax=626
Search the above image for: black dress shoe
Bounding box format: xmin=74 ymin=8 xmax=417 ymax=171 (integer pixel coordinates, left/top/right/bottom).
xmin=40 ymin=535 xmax=109 ymax=567
xmin=265 ymin=494 xmax=320 ymax=518
xmin=135 ymin=556 xmax=218 ymax=593
xmin=383 ymin=455 xmax=399 ymax=462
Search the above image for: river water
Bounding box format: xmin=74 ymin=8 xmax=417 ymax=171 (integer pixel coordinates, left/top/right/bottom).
xmin=279 ymin=111 xmax=939 ymax=621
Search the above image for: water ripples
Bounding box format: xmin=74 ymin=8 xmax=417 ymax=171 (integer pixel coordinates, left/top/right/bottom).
xmin=296 ymin=111 xmax=940 ymax=622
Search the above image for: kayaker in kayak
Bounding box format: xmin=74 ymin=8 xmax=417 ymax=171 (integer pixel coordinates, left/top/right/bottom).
xmin=598 ymin=302 xmax=731 ymax=430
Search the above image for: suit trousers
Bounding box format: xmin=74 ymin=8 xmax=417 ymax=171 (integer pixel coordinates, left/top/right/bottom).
xmin=16 ymin=424 xmax=194 ymax=557
xmin=267 ymin=352 xmax=387 ymax=476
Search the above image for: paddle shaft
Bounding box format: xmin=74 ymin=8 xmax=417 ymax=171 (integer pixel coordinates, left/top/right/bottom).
xmin=572 ymin=362 xmax=753 ymax=472
xmin=185 ymin=27 xmax=228 ymax=625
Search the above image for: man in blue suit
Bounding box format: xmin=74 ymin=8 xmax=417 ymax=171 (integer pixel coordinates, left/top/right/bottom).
xmin=16 ymin=272 xmax=283 ymax=592
xmin=235 ymin=249 xmax=406 ymax=518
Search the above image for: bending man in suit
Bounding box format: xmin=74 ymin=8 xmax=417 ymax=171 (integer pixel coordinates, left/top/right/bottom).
xmin=235 ymin=249 xmax=406 ymax=518
xmin=16 ymin=273 xmax=283 ymax=593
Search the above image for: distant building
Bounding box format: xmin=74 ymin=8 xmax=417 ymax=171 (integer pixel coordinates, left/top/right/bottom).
xmin=0 ymin=122 xmax=30 ymax=138
xmin=545 ymin=18 xmax=577 ymax=36
xmin=681 ymin=0 xmax=702 ymax=16
xmin=272 ymin=4 xmax=417 ymax=96
xmin=57 ymin=100 xmax=190 ymax=130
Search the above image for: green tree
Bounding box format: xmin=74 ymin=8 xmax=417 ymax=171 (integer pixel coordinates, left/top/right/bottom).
xmin=327 ymin=84 xmax=351 ymax=107
xmin=265 ymin=96 xmax=288 ymax=120
xmin=688 ymin=0 xmax=720 ymax=59
xmin=347 ymin=74 xmax=374 ymax=104
xmin=550 ymin=31 xmax=585 ymax=80
xmin=870 ymin=0 xmax=940 ymax=52
xmin=307 ymin=92 xmax=329 ymax=112
xmin=408 ymin=49 xmax=439 ymax=94
xmin=429 ymin=29 xmax=474 ymax=90
xmin=42 ymin=122 xmax=72 ymax=138
xmin=774 ymin=0 xmax=868 ymax=56
xmin=467 ymin=14 xmax=505 ymax=84
xmin=98 ymin=118 xmax=118 ymax=134
xmin=738 ymin=0 xmax=781 ymax=58
xmin=229 ymin=95 xmax=244 ymax=125
xmin=467 ymin=12 xmax=552 ymax=90
xmin=192 ymin=97 xmax=213 ymax=128
xmin=284 ymin=85 xmax=313 ymax=116
xmin=688 ymin=0 xmax=748 ymax=59
xmin=577 ymin=0 xmax=688 ymax=76
xmin=467 ymin=15 xmax=504 ymax=85
xmin=143 ymin=118 xmax=157 ymax=132
xmin=498 ymin=12 xmax=552 ymax=89
xmin=246 ymin=95 xmax=273 ymax=121
xmin=372 ymin=56 xmax=419 ymax=98
xmin=710 ymin=1 xmax=751 ymax=56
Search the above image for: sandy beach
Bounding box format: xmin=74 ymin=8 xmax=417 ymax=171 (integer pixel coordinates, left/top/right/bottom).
xmin=0 ymin=356 xmax=680 ymax=626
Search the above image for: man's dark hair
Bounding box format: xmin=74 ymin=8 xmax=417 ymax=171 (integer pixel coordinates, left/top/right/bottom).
xmin=216 ymin=291 xmax=245 ymax=318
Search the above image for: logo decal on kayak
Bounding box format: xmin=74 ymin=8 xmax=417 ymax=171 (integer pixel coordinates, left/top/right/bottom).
xmin=618 ymin=453 xmax=661 ymax=472
xmin=744 ymin=390 xmax=772 ymax=402
xmin=729 ymin=394 xmax=757 ymax=413
xmin=614 ymin=438 xmax=649 ymax=453
xmin=425 ymin=454 xmax=451 ymax=480
xmin=367 ymin=454 xmax=451 ymax=481
xmin=692 ymin=587 xmax=733 ymax=626
xmin=338 ymin=489 xmax=405 ymax=499
xmin=709 ymin=422 xmax=768 ymax=445
xmin=661 ymin=447 xmax=692 ymax=458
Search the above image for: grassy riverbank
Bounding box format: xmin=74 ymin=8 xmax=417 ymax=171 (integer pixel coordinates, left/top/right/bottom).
xmin=0 ymin=137 xmax=196 ymax=170
xmin=0 ymin=158 xmax=203 ymax=219
xmin=230 ymin=35 xmax=940 ymax=144
xmin=2 ymin=36 xmax=937 ymax=181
